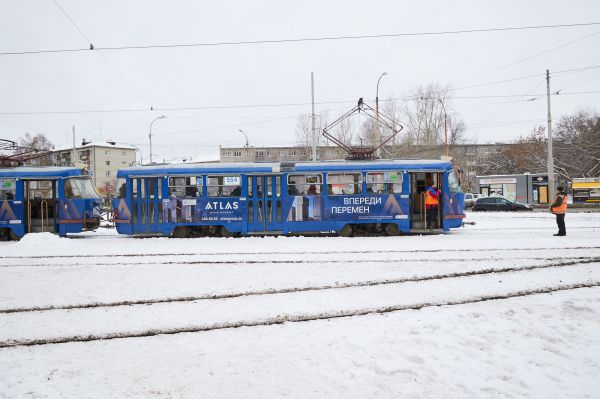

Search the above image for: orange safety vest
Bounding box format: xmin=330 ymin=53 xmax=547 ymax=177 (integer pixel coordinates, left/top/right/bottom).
xmin=551 ymin=194 xmax=567 ymax=214
xmin=425 ymin=189 xmax=439 ymax=207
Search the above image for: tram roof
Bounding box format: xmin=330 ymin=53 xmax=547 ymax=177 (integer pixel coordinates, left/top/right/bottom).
xmin=0 ymin=166 xmax=83 ymax=178
xmin=118 ymin=159 xmax=453 ymax=177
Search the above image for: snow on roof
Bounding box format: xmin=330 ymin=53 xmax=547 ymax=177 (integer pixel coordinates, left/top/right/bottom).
xmin=0 ymin=166 xmax=82 ymax=178
xmin=53 ymin=140 xmax=138 ymax=152
xmin=142 ymin=152 xmax=221 ymax=166
xmin=119 ymin=159 xmax=452 ymax=176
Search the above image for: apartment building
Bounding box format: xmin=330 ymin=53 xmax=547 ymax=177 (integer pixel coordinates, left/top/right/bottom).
xmin=52 ymin=139 xmax=137 ymax=195
xmin=219 ymin=143 xmax=513 ymax=164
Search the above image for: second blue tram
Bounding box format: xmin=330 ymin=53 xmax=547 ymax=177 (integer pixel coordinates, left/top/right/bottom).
xmin=0 ymin=167 xmax=103 ymax=240
xmin=113 ymin=159 xmax=464 ymax=237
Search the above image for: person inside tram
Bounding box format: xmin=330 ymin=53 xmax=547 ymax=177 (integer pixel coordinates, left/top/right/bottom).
xmin=307 ymin=184 xmax=318 ymax=195
xmin=119 ymin=183 xmax=127 ymax=198
xmin=64 ymin=179 xmax=75 ymax=198
xmin=425 ymin=183 xmax=440 ymax=229
xmin=230 ymin=186 xmax=241 ymax=196
xmin=288 ymin=180 xmax=299 ymax=195
xmin=185 ymin=185 xmax=197 ymax=197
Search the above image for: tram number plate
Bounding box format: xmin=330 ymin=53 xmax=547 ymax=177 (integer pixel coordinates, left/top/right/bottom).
xmin=224 ymin=176 xmax=241 ymax=186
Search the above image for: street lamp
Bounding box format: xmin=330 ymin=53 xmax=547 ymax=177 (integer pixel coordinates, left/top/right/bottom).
xmin=238 ymin=129 xmax=249 ymax=147
xmin=438 ymin=99 xmax=448 ymax=157
xmin=149 ymin=115 xmax=166 ymax=164
xmin=375 ymin=72 xmax=387 ymax=157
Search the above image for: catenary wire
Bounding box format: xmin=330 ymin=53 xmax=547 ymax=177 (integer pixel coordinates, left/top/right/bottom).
xmin=2 ymin=22 xmax=600 ymax=56
xmin=52 ymin=0 xmax=153 ymax=107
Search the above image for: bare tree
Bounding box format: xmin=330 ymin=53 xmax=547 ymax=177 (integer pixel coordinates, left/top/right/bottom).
xmin=295 ymin=111 xmax=329 ymax=159
xmin=401 ymin=83 xmax=450 ymax=146
xmin=14 ymin=133 xmax=55 ymax=166
xmin=554 ymin=110 xmax=600 ymax=179
xmin=333 ymin=116 xmax=354 ymax=147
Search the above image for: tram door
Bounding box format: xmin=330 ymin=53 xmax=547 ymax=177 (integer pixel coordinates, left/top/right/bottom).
xmin=25 ymin=180 xmax=57 ymax=233
xmin=246 ymin=175 xmax=282 ymax=233
xmin=132 ymin=177 xmax=162 ymax=234
xmin=409 ymin=172 xmax=442 ymax=230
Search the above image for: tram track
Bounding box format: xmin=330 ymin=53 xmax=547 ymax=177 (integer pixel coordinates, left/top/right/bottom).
xmin=2 ymin=282 xmax=598 ymax=348
xmin=2 ymin=257 xmax=598 ymax=314
xmin=0 ymin=255 xmax=595 ymax=268
xmin=1 ymin=245 xmax=599 ymax=260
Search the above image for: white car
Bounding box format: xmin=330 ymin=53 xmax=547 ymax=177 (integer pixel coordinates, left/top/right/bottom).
xmin=464 ymin=193 xmax=483 ymax=207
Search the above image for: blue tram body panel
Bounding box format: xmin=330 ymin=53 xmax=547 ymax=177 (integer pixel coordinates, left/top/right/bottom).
xmin=114 ymin=160 xmax=465 ymax=237
xmin=0 ymin=167 xmax=102 ymax=239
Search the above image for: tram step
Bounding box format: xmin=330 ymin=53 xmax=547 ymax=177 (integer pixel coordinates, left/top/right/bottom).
xmin=412 ymin=221 xmax=426 ymax=229
xmin=29 ymin=226 xmax=56 ymax=233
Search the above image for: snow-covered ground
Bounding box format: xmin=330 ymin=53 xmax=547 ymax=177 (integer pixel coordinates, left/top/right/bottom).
xmin=1 ymin=211 xmax=599 ymax=398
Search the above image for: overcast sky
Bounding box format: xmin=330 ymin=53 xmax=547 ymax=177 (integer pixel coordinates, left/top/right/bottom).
xmin=2 ymin=0 xmax=599 ymax=161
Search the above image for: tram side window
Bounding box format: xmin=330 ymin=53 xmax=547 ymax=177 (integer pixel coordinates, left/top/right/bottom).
xmin=117 ymin=178 xmax=127 ymax=199
xmin=169 ymin=176 xmax=203 ymax=197
xmin=366 ymin=172 xmax=402 ymax=194
xmin=287 ymin=174 xmax=322 ymax=195
xmin=64 ymin=178 xmax=99 ymax=199
xmin=0 ymin=178 xmax=16 ymax=200
xmin=207 ymin=175 xmax=241 ymax=197
xmin=327 ymin=173 xmax=363 ymax=195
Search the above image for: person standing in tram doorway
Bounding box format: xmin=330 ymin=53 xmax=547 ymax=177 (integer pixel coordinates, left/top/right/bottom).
xmin=425 ymin=183 xmax=440 ymax=229
xmin=550 ymin=186 xmax=567 ymax=236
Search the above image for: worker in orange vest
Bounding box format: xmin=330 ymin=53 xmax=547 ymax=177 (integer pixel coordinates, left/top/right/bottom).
xmin=425 ymin=184 xmax=440 ymax=229
xmin=550 ymin=186 xmax=567 ymax=236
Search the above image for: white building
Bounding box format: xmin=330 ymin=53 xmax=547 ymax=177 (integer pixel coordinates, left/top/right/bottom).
xmin=52 ymin=139 xmax=137 ymax=196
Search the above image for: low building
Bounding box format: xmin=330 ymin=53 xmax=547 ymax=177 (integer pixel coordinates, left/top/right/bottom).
xmin=572 ymin=177 xmax=600 ymax=203
xmin=219 ymin=146 xmax=347 ymax=163
xmin=474 ymin=173 xmax=553 ymax=204
xmin=52 ymin=139 xmax=137 ymax=196
xmin=219 ymin=143 xmax=513 ymax=164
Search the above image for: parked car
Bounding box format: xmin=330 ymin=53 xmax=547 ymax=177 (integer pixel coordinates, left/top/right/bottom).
xmin=464 ymin=193 xmax=483 ymax=207
xmin=472 ymin=197 xmax=533 ymax=211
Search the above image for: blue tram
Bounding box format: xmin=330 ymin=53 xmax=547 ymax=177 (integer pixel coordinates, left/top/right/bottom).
xmin=113 ymin=160 xmax=465 ymax=237
xmin=0 ymin=167 xmax=102 ymax=240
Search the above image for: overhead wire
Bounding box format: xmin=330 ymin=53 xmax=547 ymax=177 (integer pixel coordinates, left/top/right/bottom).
xmin=52 ymin=0 xmax=153 ymax=108
xmin=2 ymin=22 xmax=600 ymax=56
xmin=457 ymin=29 xmax=600 ymax=84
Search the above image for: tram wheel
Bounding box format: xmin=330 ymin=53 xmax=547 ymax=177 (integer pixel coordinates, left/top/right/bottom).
xmin=172 ymin=226 xmax=190 ymax=238
xmin=220 ymin=226 xmax=235 ymax=238
xmin=9 ymin=230 xmax=21 ymax=241
xmin=338 ymin=224 xmax=353 ymax=237
xmin=385 ymin=223 xmax=401 ymax=236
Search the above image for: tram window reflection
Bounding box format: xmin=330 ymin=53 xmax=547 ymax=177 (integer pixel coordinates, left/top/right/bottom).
xmin=366 ymin=172 xmax=402 ymax=194
xmin=0 ymin=178 xmax=16 ymax=200
xmin=287 ymin=174 xmax=322 ymax=195
xmin=327 ymin=173 xmax=363 ymax=195
xmin=169 ymin=176 xmax=203 ymax=197
xmin=207 ymin=175 xmax=241 ymax=197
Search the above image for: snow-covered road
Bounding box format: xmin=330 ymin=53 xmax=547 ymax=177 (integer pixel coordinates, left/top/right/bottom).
xmin=1 ymin=211 xmax=599 ymax=398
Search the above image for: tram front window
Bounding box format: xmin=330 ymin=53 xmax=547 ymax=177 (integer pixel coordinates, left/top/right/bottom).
xmin=64 ymin=178 xmax=100 ymax=199
xmin=448 ymin=171 xmax=462 ymax=193
xmin=0 ymin=178 xmax=16 ymax=200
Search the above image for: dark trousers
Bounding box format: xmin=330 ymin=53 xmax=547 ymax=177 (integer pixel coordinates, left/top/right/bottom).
xmin=555 ymin=213 xmax=566 ymax=235
xmin=426 ymin=205 xmax=438 ymax=228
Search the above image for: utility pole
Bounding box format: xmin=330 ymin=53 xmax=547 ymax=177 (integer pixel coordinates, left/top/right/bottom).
xmin=546 ymin=69 xmax=554 ymax=203
xmin=375 ymin=72 xmax=387 ymax=158
xmin=72 ymin=125 xmax=76 ymax=167
xmin=311 ymin=72 xmax=316 ymax=161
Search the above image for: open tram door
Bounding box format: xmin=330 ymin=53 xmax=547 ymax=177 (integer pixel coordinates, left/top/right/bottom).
xmin=25 ymin=179 xmax=57 ymax=233
xmin=409 ymin=172 xmax=442 ymax=232
xmin=246 ymin=175 xmax=282 ymax=234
